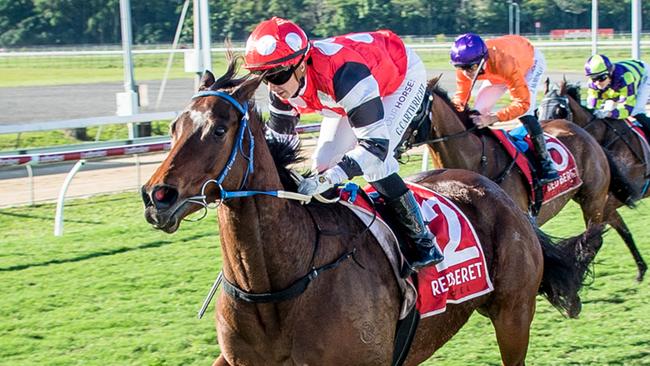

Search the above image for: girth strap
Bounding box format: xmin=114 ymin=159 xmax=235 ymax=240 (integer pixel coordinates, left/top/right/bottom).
xmin=222 ymin=249 xmax=355 ymax=303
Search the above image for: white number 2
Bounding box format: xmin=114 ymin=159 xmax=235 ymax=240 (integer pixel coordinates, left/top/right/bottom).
xmin=420 ymin=197 xmax=480 ymax=271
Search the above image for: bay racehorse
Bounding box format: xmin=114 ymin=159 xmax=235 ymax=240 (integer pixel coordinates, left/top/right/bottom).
xmin=419 ymin=77 xmax=610 ymax=238
xmin=539 ymin=79 xmax=647 ymax=281
xmin=142 ymin=63 xmax=603 ymax=365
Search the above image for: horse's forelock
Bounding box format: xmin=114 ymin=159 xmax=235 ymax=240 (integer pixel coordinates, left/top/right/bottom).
xmin=208 ymin=54 xmax=252 ymax=91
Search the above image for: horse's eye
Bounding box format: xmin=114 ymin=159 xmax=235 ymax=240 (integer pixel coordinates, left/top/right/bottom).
xmin=214 ymin=126 xmax=227 ymax=137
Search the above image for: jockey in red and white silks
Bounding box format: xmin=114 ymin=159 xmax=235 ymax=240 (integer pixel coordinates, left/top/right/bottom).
xmin=243 ymin=17 xmax=443 ymax=269
xmin=264 ymin=31 xmax=422 ymax=182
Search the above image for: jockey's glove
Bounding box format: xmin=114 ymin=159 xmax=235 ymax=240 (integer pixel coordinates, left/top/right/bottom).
xmin=471 ymin=113 xmax=499 ymax=128
xmin=593 ymin=109 xmax=611 ymax=119
xmin=297 ymin=165 xmax=347 ymax=196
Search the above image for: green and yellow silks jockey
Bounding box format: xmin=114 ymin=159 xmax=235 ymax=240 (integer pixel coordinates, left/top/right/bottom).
xmin=584 ymin=54 xmax=650 ymax=136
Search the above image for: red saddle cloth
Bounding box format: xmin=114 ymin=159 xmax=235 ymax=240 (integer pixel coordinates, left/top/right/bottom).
xmin=625 ymin=116 xmax=649 ymax=145
xmin=491 ymin=129 xmax=582 ymax=204
xmin=339 ymin=182 xmax=493 ymax=318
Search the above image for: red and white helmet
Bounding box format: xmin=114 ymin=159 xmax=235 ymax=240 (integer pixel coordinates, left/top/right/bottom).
xmin=243 ymin=17 xmax=310 ymax=71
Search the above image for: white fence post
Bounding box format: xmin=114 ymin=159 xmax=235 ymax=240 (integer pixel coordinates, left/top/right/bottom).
xmin=135 ymin=154 xmax=141 ymax=188
xmin=421 ymin=149 xmax=429 ymax=172
xmin=54 ymin=160 xmax=86 ymax=236
xmin=26 ymin=164 xmax=34 ymax=205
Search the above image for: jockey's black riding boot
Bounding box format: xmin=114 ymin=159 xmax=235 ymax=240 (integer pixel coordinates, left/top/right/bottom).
xmin=371 ymin=173 xmax=444 ymax=270
xmin=521 ymin=115 xmax=560 ymax=185
xmin=633 ymin=113 xmax=650 ymax=139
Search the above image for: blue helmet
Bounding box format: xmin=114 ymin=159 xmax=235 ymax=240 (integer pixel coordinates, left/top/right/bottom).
xmin=450 ymin=33 xmax=488 ymax=67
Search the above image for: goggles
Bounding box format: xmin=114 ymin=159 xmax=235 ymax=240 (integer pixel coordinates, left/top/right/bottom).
xmin=264 ymin=66 xmax=297 ymax=85
xmin=455 ymin=63 xmax=478 ymax=71
xmin=591 ymin=74 xmax=609 ymax=82
xmin=251 ymin=52 xmax=307 ymax=85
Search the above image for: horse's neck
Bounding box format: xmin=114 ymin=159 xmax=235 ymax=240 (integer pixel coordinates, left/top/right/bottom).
xmin=217 ymin=143 xmax=312 ymax=305
xmin=569 ymin=98 xmax=607 ymax=141
xmin=429 ymin=97 xmax=484 ymax=170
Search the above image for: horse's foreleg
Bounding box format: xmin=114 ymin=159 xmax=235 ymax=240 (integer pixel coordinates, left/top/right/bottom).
xmin=212 ymin=355 xmax=231 ymax=366
xmin=608 ymin=210 xmax=647 ymax=282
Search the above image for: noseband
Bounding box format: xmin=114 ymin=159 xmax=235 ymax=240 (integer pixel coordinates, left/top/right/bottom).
xmin=539 ymin=94 xmax=573 ymax=121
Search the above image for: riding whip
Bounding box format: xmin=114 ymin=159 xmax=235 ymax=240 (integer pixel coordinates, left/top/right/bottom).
xmin=462 ymin=57 xmax=487 ymax=109
xmin=198 ymin=271 xmax=223 ymax=319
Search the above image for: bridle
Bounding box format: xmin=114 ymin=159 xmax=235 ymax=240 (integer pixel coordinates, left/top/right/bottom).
xmin=173 ymin=90 xmax=312 ymax=222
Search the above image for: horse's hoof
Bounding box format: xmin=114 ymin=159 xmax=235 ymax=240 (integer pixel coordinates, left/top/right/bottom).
xmin=636 ymin=266 xmax=647 ymax=282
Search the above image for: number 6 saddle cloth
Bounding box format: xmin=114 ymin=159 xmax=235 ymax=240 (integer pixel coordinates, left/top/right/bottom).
xmin=338 ymin=182 xmax=493 ymax=319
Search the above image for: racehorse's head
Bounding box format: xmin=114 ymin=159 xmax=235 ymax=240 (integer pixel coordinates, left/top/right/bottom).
xmin=539 ymin=78 xmax=572 ymax=121
xmin=141 ymin=61 xmax=263 ymax=233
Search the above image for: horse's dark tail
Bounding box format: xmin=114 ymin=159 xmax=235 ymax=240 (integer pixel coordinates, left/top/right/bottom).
xmin=536 ymin=225 xmax=605 ymax=318
xmin=604 ymin=149 xmax=638 ymax=207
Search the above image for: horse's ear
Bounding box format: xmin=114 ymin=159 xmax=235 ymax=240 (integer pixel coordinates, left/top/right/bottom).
xmin=559 ymin=75 xmax=567 ymax=95
xmin=232 ymin=76 xmax=263 ymax=101
xmin=544 ymin=77 xmax=550 ymax=93
xmin=434 ymin=73 xmax=443 ymax=86
xmin=198 ymin=70 xmax=216 ymax=91
xmin=427 ymin=73 xmax=443 ymax=91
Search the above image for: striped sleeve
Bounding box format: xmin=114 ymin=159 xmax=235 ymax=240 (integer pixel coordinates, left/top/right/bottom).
xmin=611 ymin=71 xmax=638 ymax=119
xmin=267 ymin=92 xmax=299 ymax=135
xmin=611 ymin=88 xmax=634 ymax=119
xmin=332 ymin=62 xmax=390 ymax=179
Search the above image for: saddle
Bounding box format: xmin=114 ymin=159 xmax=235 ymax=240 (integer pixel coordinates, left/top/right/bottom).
xmin=491 ymin=127 xmax=582 ymax=216
xmin=624 ymin=116 xmax=650 ymax=178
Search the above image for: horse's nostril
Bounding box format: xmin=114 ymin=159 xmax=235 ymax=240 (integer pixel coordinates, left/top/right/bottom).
xmin=151 ymin=185 xmax=179 ymax=209
xmin=154 ymin=188 xmax=166 ymax=202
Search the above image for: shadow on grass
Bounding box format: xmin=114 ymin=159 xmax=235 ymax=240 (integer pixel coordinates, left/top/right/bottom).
xmin=621 ymin=351 xmax=650 ymax=362
xmin=0 ymin=210 xmax=102 ymax=225
xmin=0 ymin=240 xmax=172 ymax=272
xmin=0 ymin=231 xmax=216 ymax=272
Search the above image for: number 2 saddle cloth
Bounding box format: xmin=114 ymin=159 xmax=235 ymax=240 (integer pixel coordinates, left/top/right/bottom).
xmin=338 ymin=182 xmax=493 ymax=319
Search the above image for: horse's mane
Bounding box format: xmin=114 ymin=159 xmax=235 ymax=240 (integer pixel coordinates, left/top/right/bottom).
xmin=426 ymin=76 xmax=475 ymax=130
xmin=211 ymin=52 xmax=252 ymax=91
xmin=266 ymin=136 xmax=304 ymax=191
xmin=563 ymin=82 xmax=582 ymax=103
